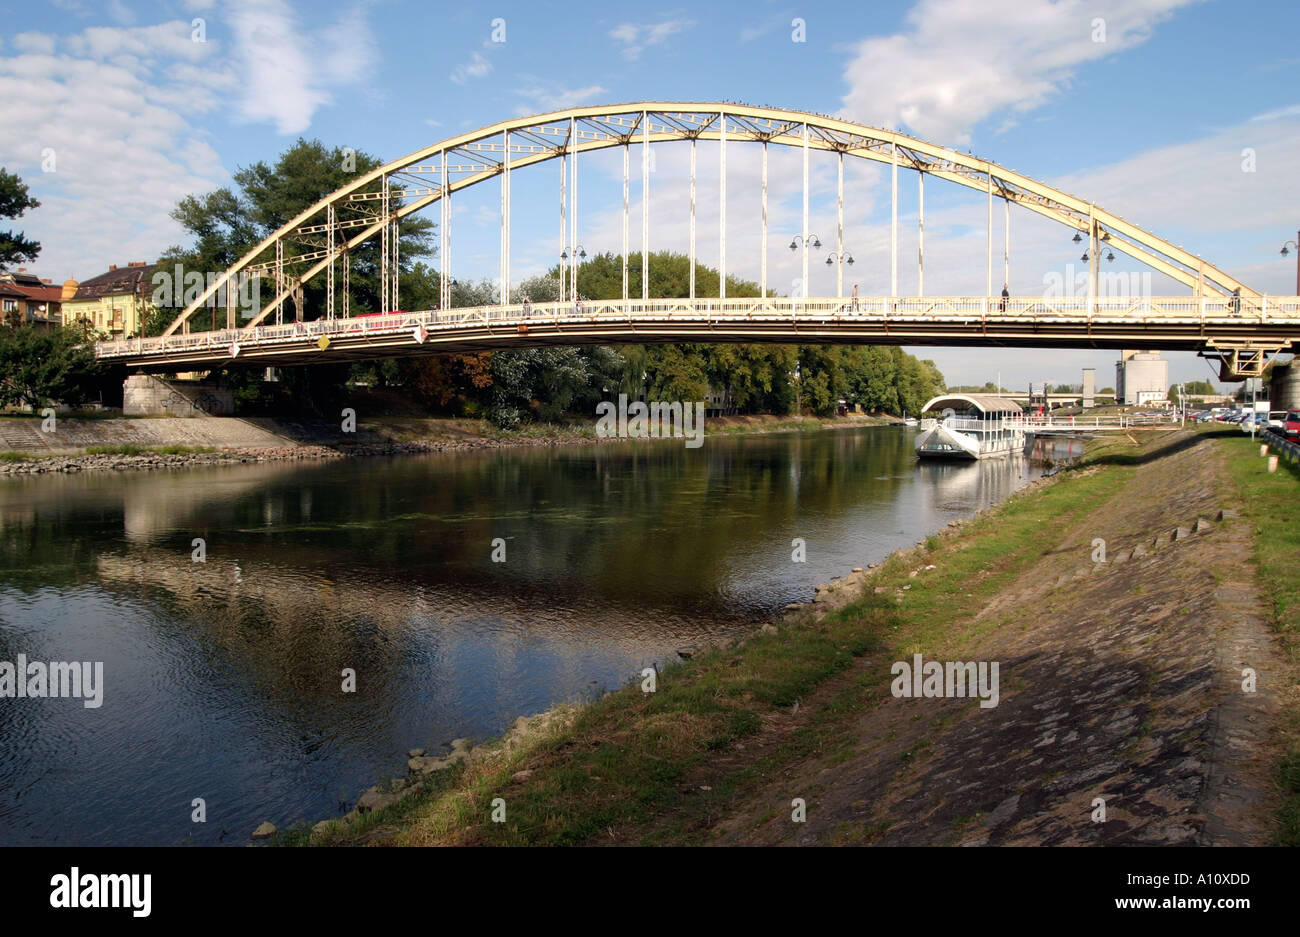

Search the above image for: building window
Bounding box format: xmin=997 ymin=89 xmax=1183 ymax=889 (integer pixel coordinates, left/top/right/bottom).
xmin=2 ymin=299 xmax=15 ymax=313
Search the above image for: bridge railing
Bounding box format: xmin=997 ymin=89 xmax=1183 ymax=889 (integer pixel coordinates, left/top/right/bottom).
xmin=93 ymin=294 xmax=1300 ymax=360
xmin=919 ymin=414 xmax=1187 ymax=433
xmin=919 ymin=416 xmax=1029 ymax=433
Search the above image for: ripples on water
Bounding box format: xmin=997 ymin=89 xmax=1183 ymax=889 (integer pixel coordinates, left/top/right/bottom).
xmin=0 ymin=426 xmax=1046 ymax=844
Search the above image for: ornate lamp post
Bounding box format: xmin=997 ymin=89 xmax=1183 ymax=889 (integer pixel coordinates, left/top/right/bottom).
xmin=824 ymin=249 xmax=855 ymax=298
xmin=790 ymin=235 xmax=821 ymax=301
xmin=1280 ymin=232 xmax=1300 ymax=295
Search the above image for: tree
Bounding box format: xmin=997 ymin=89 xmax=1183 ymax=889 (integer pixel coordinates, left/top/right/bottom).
xmin=0 ymin=168 xmax=41 ymax=272
xmin=0 ymin=325 xmax=102 ymax=412
xmin=150 ymin=139 xmax=435 ymax=335
xmin=1168 ymin=379 xmax=1215 ymax=403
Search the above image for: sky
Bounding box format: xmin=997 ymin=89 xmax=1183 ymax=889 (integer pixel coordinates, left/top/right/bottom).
xmin=2 ymin=0 xmax=1298 ymax=389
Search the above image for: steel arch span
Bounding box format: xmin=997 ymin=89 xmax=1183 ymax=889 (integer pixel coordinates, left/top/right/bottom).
xmin=98 ymin=102 xmax=1297 ymax=378
xmin=160 ymin=102 xmax=1260 ymax=334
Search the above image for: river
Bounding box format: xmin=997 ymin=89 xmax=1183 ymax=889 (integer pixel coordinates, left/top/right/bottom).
xmin=0 ymin=426 xmax=1065 ymax=844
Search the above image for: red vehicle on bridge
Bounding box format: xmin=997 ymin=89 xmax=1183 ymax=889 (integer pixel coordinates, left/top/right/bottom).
xmin=345 ymin=310 xmax=409 ymax=332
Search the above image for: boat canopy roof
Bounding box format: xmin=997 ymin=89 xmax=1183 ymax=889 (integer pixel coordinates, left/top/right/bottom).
xmin=921 ymin=393 xmax=1023 ymax=415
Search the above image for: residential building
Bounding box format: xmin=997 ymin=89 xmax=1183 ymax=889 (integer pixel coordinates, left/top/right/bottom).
xmin=61 ymin=261 xmax=159 ymax=337
xmin=0 ymin=269 xmax=64 ymax=331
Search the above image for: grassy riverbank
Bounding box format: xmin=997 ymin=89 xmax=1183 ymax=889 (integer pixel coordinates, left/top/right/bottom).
xmin=1216 ymin=429 xmax=1300 ymax=843
xmin=0 ymin=411 xmax=896 ymax=474
xmin=300 ymin=425 xmax=1294 ymax=847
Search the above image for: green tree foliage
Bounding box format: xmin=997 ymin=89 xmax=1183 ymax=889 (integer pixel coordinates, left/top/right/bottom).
xmin=1168 ymin=379 xmax=1216 ymax=402
xmin=441 ymin=251 xmax=944 ymax=426
xmin=0 ymin=168 xmax=41 ymax=272
xmin=484 ymin=346 xmax=626 ymax=428
xmin=150 ymin=139 xmax=434 ymax=335
xmin=0 ymin=325 xmax=102 ymax=412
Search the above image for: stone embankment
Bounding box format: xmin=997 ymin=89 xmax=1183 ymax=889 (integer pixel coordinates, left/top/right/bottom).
xmin=0 ymin=411 xmax=893 ymax=477
xmin=712 ymin=436 xmax=1284 ymax=846
xmin=282 ymin=709 xmax=577 ymax=844
xmin=0 ymin=437 xmax=593 ymax=476
xmin=1 ymin=446 xmax=338 ymax=475
xmin=0 ymin=415 xmax=607 ymax=476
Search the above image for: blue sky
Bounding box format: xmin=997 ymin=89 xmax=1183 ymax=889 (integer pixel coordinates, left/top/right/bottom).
xmin=3 ymin=0 xmax=1299 ymax=388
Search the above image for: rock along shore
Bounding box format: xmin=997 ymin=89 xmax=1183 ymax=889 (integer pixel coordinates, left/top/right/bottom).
xmin=0 ymin=433 xmax=609 ymax=476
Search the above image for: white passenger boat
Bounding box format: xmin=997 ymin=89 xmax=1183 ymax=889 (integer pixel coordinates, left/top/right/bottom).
xmin=915 ymin=394 xmax=1025 ymax=460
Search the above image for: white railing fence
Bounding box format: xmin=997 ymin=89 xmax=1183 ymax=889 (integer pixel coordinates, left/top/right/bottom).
xmin=93 ymin=294 xmax=1300 ymax=360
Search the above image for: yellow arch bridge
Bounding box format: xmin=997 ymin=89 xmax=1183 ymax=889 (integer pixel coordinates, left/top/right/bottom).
xmin=93 ymin=103 xmax=1300 ymax=380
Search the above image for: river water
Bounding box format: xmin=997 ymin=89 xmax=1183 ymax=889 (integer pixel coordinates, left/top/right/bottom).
xmin=0 ymin=426 xmax=1062 ymax=845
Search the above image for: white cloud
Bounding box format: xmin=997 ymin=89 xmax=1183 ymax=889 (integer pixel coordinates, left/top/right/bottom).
xmin=515 ymin=83 xmax=609 ymax=115
xmin=1052 ymin=114 xmax=1300 ymax=252
xmin=609 ymin=18 xmax=693 ymax=61
xmin=0 ymin=23 xmax=228 ymax=281
xmin=107 ymin=0 xmax=135 ymax=26
xmin=226 ymin=0 xmax=377 ymax=134
xmin=12 ymin=33 xmax=56 ymax=55
xmin=451 ymin=50 xmax=492 ymax=85
xmin=63 ymin=22 xmax=209 ymax=61
xmin=839 ymin=0 xmax=1198 ymax=144
xmin=1250 ymin=103 xmax=1300 ymax=122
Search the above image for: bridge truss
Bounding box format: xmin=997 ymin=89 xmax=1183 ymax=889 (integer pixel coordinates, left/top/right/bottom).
xmin=118 ymin=103 xmax=1292 ymax=377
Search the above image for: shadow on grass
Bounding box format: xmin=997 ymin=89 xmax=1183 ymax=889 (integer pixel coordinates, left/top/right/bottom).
xmin=1081 ymin=427 xmax=1226 ymax=467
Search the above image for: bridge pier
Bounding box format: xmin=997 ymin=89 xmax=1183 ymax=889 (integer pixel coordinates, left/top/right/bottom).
xmin=1268 ymin=360 xmax=1300 ymax=410
xmin=123 ymin=374 xmax=234 ymax=417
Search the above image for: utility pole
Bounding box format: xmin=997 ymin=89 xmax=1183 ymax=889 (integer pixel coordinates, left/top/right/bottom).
xmin=1251 ymin=378 xmax=1259 ymax=441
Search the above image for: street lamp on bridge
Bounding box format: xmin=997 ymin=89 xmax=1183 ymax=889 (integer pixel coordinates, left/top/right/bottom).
xmin=1280 ymin=231 xmax=1300 ymax=295
xmin=1075 ymin=230 xmax=1114 ymax=264
xmin=1072 ymin=226 xmax=1115 ymax=313
xmin=560 ymin=244 xmax=587 ymax=302
xmin=1080 ymin=244 xmax=1115 ymax=264
xmin=824 ymin=250 xmax=855 ymax=299
xmin=790 ymin=235 xmax=821 ymax=300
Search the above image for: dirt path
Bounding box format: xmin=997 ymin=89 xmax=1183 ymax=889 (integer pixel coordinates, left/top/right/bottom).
xmin=701 ymin=433 xmax=1286 ymax=845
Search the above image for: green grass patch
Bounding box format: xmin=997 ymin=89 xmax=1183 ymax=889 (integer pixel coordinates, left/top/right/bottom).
xmin=1214 ymin=429 xmax=1300 ymax=845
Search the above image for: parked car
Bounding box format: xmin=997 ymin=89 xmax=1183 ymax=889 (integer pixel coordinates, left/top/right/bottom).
xmin=1285 ymin=410 xmax=1300 ymax=439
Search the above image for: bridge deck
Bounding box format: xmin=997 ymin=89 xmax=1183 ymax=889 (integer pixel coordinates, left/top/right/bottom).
xmin=95 ymin=296 xmax=1300 ymax=371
